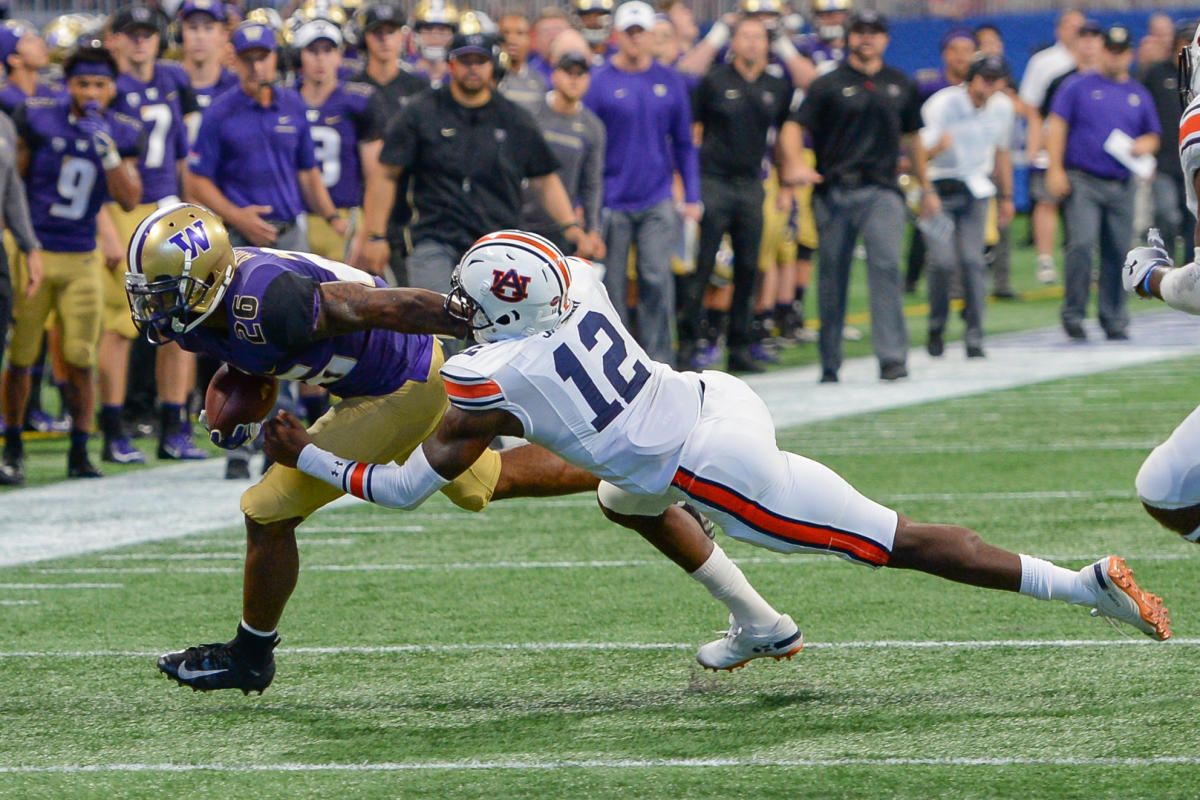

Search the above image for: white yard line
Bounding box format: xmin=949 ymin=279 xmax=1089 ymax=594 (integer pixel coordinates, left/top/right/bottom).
xmin=1 ymin=756 xmax=1199 ymax=773
xmin=1 ymin=637 xmax=1196 ymax=659
xmin=3 ymin=310 xmax=1199 ymax=568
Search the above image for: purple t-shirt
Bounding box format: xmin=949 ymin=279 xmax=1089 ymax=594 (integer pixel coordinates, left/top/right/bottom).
xmin=15 ymin=97 xmax=143 ymax=252
xmin=584 ymin=60 xmax=700 ymax=210
xmin=1050 ymin=72 xmax=1161 ymax=180
xmin=302 ymin=81 xmax=385 ymax=210
xmin=175 ymin=248 xmax=433 ymax=397
xmin=113 ymin=62 xmax=198 ymax=203
xmin=188 ymin=85 xmax=317 ymax=223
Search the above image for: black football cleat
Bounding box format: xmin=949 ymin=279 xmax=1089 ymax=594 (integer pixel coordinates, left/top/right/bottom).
xmin=158 ymin=638 xmax=278 ymax=695
xmin=67 ymin=451 xmax=103 ymax=479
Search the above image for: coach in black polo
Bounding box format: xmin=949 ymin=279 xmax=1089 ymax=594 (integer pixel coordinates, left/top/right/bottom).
xmin=679 ymin=15 xmax=792 ymax=374
xmin=366 ymin=31 xmax=589 ymax=293
xmin=779 ymin=9 xmax=937 ymax=384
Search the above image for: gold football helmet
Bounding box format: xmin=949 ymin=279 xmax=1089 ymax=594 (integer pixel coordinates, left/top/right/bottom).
xmin=42 ymin=14 xmax=86 ymax=64
xmin=125 ymin=203 xmax=237 ymax=344
xmin=413 ymin=0 xmax=459 ymax=31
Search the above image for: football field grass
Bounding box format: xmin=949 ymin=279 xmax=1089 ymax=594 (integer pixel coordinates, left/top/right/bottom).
xmin=3 ymin=356 xmax=1200 ymax=798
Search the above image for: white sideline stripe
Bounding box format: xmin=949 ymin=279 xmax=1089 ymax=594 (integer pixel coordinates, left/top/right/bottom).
xmin=2 ymin=638 xmax=1198 ymax=659
xmin=0 ymin=582 xmax=123 ymax=590
xmin=297 ymin=525 xmax=426 ymax=533
xmin=98 ymin=553 xmax=244 ymax=561
xmin=2 ymin=756 xmax=1200 ymax=773
xmin=0 ymin=600 xmax=37 ymax=606
xmin=25 ymin=551 xmax=1199 ymax=576
xmin=4 ymin=310 xmax=1200 ymax=568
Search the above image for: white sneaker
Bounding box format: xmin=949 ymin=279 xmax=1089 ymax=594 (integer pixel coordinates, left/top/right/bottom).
xmin=1036 ymin=256 xmax=1057 ymax=285
xmin=696 ymin=614 xmax=804 ymax=671
xmin=1080 ymin=556 xmax=1171 ymax=641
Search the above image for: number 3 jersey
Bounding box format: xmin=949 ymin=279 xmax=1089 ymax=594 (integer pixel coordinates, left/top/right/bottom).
xmin=176 ymin=247 xmax=434 ymax=398
xmin=15 ymin=97 xmax=144 ymax=252
xmin=441 ymin=262 xmax=704 ymax=494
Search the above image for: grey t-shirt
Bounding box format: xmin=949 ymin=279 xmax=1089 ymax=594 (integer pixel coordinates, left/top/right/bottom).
xmin=520 ymin=95 xmax=606 ymax=239
xmin=498 ymin=65 xmax=548 ymax=114
xmin=0 ymin=110 xmax=40 ymax=255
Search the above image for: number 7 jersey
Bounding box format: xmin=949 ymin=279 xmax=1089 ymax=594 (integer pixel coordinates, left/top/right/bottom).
xmin=441 ymin=261 xmax=704 ymax=494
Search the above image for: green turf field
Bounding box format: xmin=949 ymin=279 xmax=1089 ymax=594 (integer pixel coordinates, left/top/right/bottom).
xmin=2 ymin=355 xmax=1198 ymax=799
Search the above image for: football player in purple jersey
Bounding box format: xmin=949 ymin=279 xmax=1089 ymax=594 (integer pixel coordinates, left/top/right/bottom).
xmin=177 ymin=0 xmax=239 ymax=128
xmin=2 ymin=41 xmax=143 ymax=482
xmin=129 ymin=204 xmax=683 ymax=694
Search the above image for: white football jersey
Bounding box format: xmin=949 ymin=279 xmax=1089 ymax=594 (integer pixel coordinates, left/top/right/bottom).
xmin=441 ymin=261 xmax=703 ymax=494
xmin=1180 ymin=97 xmax=1200 ymax=218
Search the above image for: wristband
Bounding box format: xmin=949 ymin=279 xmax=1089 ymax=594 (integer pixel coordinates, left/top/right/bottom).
xmin=560 ymin=221 xmax=581 ymax=232
xmin=325 ymin=212 xmax=339 ymax=224
xmin=1142 ymin=266 xmax=1157 ymax=296
xmin=367 ymin=233 xmax=387 ymax=242
xmin=703 ymin=20 xmax=731 ymax=50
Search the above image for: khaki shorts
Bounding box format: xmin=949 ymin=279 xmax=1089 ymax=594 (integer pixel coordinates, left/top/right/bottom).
xmin=760 ymin=169 xmax=798 ymax=270
xmin=104 ymin=202 xmax=160 ymax=338
xmin=8 ymin=249 xmax=102 ymax=368
xmin=241 ymin=342 xmax=502 ymax=524
xmin=306 ymin=208 xmax=354 ymax=262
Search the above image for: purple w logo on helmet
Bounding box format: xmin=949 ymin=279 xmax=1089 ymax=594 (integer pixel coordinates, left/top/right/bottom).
xmin=168 ymin=220 xmax=211 ymax=260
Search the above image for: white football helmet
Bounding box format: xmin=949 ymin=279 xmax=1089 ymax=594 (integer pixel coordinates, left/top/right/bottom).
xmin=446 ymin=230 xmax=573 ymax=344
xmin=1180 ymin=23 xmax=1200 ymax=106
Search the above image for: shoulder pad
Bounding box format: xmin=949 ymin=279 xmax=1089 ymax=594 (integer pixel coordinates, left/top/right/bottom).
xmin=25 ymin=96 xmax=56 ymax=109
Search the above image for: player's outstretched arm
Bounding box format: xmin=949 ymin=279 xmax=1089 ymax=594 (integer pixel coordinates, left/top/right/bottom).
xmin=313 ymin=281 xmax=469 ymax=340
xmin=264 ymin=406 xmax=519 ymax=510
xmin=1124 ymin=226 xmax=1200 ymax=315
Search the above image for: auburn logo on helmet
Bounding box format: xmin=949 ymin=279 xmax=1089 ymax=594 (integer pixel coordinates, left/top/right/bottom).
xmin=490 ymin=268 xmax=532 ymax=303
xmin=168 ymin=220 xmax=212 ymax=259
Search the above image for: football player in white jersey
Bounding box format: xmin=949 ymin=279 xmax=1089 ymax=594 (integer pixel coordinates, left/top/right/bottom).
xmin=266 ymin=230 xmax=1172 ymax=670
xmin=1121 ymin=24 xmax=1200 ymax=545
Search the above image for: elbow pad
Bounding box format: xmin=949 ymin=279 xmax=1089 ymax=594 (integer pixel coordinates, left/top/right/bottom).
xmin=297 ymin=443 xmax=449 ymax=510
xmin=1159 ymin=262 xmax=1200 ymax=315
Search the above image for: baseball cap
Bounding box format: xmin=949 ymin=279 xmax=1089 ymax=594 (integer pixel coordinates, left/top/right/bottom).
xmin=555 ymin=50 xmax=591 ymax=72
xmin=448 ymin=31 xmax=493 ymax=60
xmin=293 ymin=18 xmax=343 ymax=49
xmin=967 ymin=52 xmax=1007 ymax=81
xmin=846 ymin=10 xmax=888 ymax=34
xmin=613 ymin=1 xmax=655 ymax=32
xmin=939 ymin=26 xmax=974 ymax=52
xmin=0 ymin=22 xmax=30 ymax=63
xmin=231 ymin=21 xmax=278 ymax=54
xmin=1078 ymin=18 xmax=1102 ymax=37
xmin=1103 ymin=24 xmax=1132 ymax=52
xmin=360 ymin=3 xmax=402 ymax=33
xmin=179 ymin=0 xmax=227 ymax=22
xmin=111 ymin=5 xmax=161 ymax=35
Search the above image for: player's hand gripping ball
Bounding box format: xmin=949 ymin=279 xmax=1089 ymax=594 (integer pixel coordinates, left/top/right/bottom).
xmin=200 ymin=364 xmax=279 ymax=449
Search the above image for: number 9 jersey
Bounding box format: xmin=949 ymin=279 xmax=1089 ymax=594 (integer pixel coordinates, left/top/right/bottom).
xmin=15 ymin=96 xmax=143 ymax=252
xmin=440 ymin=258 xmax=704 ymax=494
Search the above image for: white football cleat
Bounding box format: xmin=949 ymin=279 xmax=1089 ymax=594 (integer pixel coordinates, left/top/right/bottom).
xmin=1080 ymin=556 xmax=1171 ymax=641
xmin=696 ymin=614 xmax=804 ymax=672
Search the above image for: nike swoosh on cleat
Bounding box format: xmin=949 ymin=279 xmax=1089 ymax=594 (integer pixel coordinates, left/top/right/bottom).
xmin=175 ymin=662 xmax=229 ymax=681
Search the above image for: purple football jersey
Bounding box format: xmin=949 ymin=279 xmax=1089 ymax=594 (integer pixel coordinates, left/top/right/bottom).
xmin=191 ymin=68 xmax=239 ymax=111
xmin=0 ymin=80 xmax=61 ymax=116
xmin=113 ymin=62 xmax=198 ymax=202
xmin=303 ymin=81 xmax=384 ymax=210
xmin=16 ymin=97 xmax=143 ymax=252
xmin=176 ymin=248 xmax=433 ymax=397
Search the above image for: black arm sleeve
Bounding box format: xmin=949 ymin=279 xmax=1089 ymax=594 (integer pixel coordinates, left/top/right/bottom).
xmin=260 ymin=271 xmax=322 ymax=352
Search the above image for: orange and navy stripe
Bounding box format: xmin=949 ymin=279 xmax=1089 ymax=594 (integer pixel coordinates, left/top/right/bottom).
xmin=469 ymin=230 xmax=572 ymax=303
xmin=1180 ymin=108 xmax=1200 ymax=152
xmin=340 ymin=461 xmax=376 ymax=503
xmin=442 ymin=369 xmax=505 ymax=410
xmin=671 ymin=465 xmax=891 ymax=566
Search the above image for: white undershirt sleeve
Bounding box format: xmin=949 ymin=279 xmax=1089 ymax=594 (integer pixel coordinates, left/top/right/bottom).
xmin=297 ymin=443 xmax=450 ymax=510
xmin=1158 ymin=260 xmax=1200 ymax=316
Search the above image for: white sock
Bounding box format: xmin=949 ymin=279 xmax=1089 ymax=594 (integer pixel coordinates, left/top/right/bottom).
xmin=1018 ymin=555 xmax=1095 ymax=606
xmin=240 ymin=618 xmax=278 ymax=638
xmin=689 ymin=543 xmax=782 ymax=631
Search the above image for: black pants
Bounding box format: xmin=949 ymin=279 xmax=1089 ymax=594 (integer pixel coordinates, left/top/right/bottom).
xmin=679 ymin=176 xmax=764 ymax=347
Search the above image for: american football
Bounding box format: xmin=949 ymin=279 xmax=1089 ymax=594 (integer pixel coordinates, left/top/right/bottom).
xmin=204 ymin=364 xmax=279 ymax=437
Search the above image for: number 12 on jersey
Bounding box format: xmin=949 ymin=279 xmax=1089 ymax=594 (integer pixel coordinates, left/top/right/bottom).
xmin=553 ymin=310 xmax=650 ymax=431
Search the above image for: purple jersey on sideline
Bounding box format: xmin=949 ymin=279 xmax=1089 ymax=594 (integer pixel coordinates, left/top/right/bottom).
xmin=113 ymin=62 xmax=198 ymax=202
xmin=187 ymin=85 xmax=317 ymax=223
xmin=15 ymin=97 xmax=143 ymax=252
xmin=191 ymin=68 xmax=239 ymax=110
xmin=915 ymin=66 xmax=952 ymax=102
xmin=584 ymin=60 xmax=700 ymax=210
xmin=176 ymin=248 xmax=433 ymax=397
xmin=0 ymin=80 xmax=61 ymax=116
xmin=302 ymin=81 xmax=384 ymax=210
xmin=794 ymin=34 xmax=843 ymax=76
xmin=527 ymin=52 xmax=553 ymax=83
